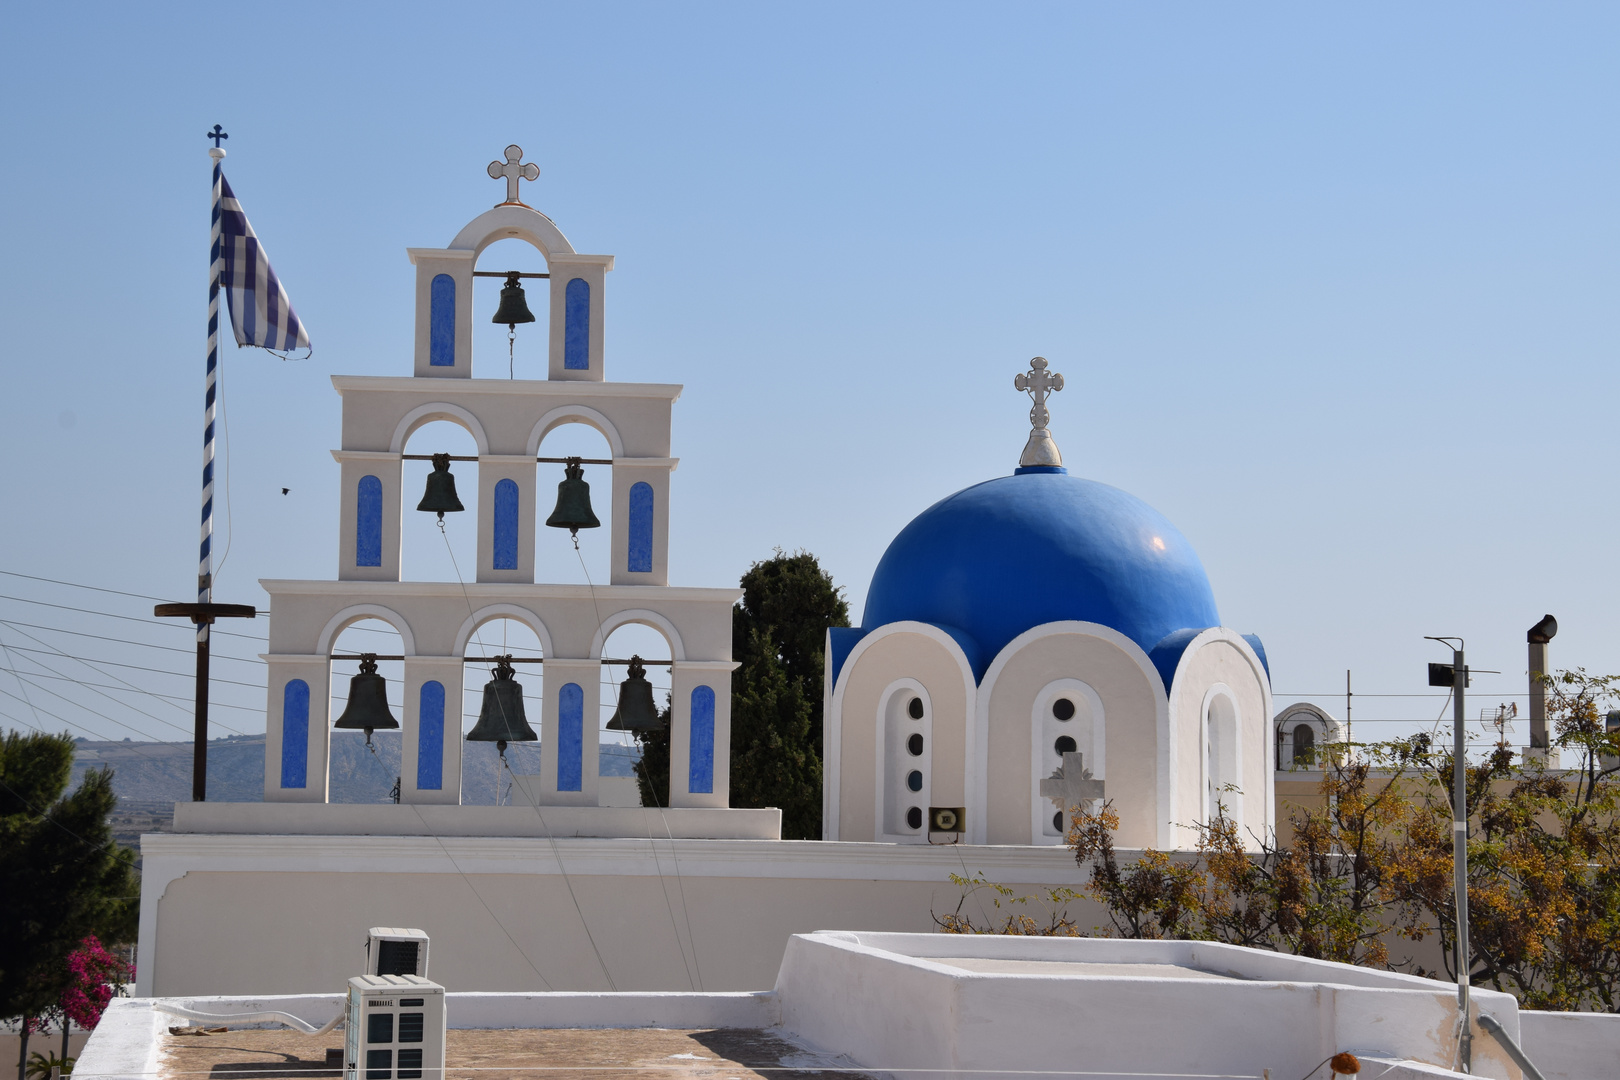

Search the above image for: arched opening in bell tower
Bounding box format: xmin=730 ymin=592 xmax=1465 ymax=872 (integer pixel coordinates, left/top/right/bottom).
xmin=534 ymin=421 xmax=617 ymax=588
xmin=400 ymin=419 xmax=481 ymax=584
xmin=599 ymin=621 xmax=675 ymax=806
xmin=327 ymin=617 xmax=406 ymax=804
xmin=460 ymin=615 xmax=546 ymax=805
xmin=472 ymin=237 xmax=552 ymax=380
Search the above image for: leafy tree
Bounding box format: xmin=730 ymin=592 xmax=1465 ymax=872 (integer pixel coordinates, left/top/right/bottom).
xmin=637 ymin=551 xmax=848 ymax=840
xmin=1 ymin=732 xmax=138 ymax=1079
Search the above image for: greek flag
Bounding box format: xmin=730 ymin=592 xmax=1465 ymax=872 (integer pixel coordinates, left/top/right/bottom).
xmin=217 ymin=173 xmax=310 ymax=354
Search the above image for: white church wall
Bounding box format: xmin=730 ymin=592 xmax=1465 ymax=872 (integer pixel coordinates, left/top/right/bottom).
xmin=1167 ymin=629 xmax=1274 ymax=844
xmin=474 ymin=455 xmax=536 ymax=584
xmin=976 ymin=622 xmax=1165 ymax=848
xmin=876 ymin=679 xmax=933 ymax=842
xmin=1028 ymin=678 xmax=1105 ymax=844
xmin=825 ymin=623 xmax=975 ymax=843
xmin=135 ymin=836 xmax=1087 ymax=998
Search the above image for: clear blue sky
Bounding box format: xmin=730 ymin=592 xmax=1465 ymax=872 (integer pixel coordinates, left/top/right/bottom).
xmin=2 ymin=3 xmax=1617 ymax=748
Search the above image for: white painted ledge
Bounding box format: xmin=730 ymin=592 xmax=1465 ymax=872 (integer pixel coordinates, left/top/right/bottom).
xmin=170 ymin=802 xmax=781 ymax=840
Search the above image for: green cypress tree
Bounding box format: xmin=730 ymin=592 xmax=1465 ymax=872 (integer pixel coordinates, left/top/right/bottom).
xmin=636 ymin=550 xmax=848 ymax=839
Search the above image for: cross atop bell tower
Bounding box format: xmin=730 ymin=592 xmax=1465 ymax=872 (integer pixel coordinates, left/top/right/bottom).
xmin=488 ymin=144 xmax=540 ymax=206
xmin=1014 ymin=356 xmax=1065 ymax=469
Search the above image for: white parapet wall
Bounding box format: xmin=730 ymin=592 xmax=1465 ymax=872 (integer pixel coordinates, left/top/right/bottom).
xmin=81 ymin=936 xmax=1620 ymax=1080
xmin=773 ymin=932 xmax=1527 ymax=1080
xmin=1517 ymin=1010 xmax=1620 ymax=1080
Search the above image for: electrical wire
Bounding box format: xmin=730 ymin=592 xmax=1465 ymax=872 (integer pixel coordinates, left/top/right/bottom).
xmin=0 ymin=593 xmax=267 ymax=640
xmin=0 ymin=626 xmax=250 ymax=737
xmin=0 ymin=569 xmax=176 ymax=602
xmin=0 ymin=618 xmax=267 ymax=662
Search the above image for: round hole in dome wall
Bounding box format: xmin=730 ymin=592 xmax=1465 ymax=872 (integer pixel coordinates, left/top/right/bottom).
xmin=906 ymin=806 xmax=923 ymax=830
xmin=907 ymin=770 xmax=923 ymax=792
xmin=1053 ymin=810 xmax=1064 ymax=832
xmin=1054 ymin=735 xmax=1077 ymax=756
xmin=1052 ymin=698 xmax=1075 ymax=721
xmin=907 ymin=697 xmax=924 ymax=720
xmin=907 ymin=733 xmax=924 ymax=756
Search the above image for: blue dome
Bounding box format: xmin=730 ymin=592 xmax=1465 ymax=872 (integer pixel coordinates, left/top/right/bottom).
xmin=861 ymin=469 xmax=1219 ymax=678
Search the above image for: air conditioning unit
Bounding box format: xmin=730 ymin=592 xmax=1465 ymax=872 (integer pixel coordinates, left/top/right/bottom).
xmin=367 ymin=928 xmax=429 ymax=978
xmin=343 ymin=974 xmax=445 ymax=1080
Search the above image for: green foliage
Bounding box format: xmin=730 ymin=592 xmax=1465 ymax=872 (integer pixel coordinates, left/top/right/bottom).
xmin=0 ymin=731 xmax=138 ymax=1025
xmin=638 ymin=550 xmax=848 ymax=840
xmin=25 ymin=1052 xmax=72 ymax=1080
xmin=733 ymin=550 xmax=850 ymax=753
xmin=728 ymin=627 xmax=820 ymax=839
xmin=936 ymin=872 xmax=1085 ymax=936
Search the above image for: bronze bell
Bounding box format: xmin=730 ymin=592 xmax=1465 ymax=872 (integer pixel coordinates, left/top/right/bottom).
xmin=544 ymin=457 xmax=601 ymax=537
xmin=466 ymin=656 xmax=537 ymax=754
xmin=417 ymin=453 xmax=465 ymax=521
xmin=491 ymin=271 xmax=536 ymax=327
xmin=606 ymin=656 xmax=664 ymax=732
xmin=333 ymin=654 xmax=399 ymax=745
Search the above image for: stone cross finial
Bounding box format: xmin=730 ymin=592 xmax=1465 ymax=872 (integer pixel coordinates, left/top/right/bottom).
xmin=488 ymin=145 xmax=540 ymax=205
xmin=1040 ymin=751 xmax=1104 ymax=809
xmin=1014 ymin=356 xmax=1065 ymax=468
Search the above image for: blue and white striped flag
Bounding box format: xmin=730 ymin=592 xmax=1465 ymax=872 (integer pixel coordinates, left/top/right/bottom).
xmin=217 ymin=173 xmax=310 ymax=354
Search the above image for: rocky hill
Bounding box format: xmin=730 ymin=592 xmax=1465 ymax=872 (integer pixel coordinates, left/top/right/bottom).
xmin=71 ymin=735 xmax=643 ymax=850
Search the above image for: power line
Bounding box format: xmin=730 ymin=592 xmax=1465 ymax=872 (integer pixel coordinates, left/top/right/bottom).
xmin=0 ymin=592 xmax=268 ymax=640
xmin=0 ymin=619 xmax=267 ymax=663
xmin=0 ymin=645 xmax=266 ymax=689
xmin=0 ymin=568 xmax=180 ymax=603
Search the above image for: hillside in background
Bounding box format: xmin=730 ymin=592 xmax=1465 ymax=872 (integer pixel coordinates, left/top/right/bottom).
xmin=71 ymin=736 xmax=642 ymax=849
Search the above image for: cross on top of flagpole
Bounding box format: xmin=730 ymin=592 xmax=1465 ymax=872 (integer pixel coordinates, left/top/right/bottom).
xmin=207 ymin=124 xmax=228 ymax=148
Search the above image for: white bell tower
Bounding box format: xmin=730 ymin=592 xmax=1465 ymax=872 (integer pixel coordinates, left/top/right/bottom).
xmin=257 ymin=146 xmax=742 ymax=816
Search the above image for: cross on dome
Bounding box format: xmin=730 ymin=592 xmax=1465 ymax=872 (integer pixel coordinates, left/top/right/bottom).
xmin=488 ymin=145 xmax=540 ymax=206
xmin=1014 ymin=356 xmax=1065 ymax=469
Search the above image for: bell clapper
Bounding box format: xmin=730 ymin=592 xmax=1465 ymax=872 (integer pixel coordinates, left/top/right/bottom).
xmin=496 ymin=739 xmax=508 ymax=760
xmin=508 ymin=323 xmax=515 ymax=379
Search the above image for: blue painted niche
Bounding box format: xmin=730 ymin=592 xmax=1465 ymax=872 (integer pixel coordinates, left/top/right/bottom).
xmin=356 ymin=475 xmax=383 ymax=567
xmin=627 ymin=482 xmax=654 ymax=573
xmin=281 ymin=679 xmax=310 ymax=789
xmin=689 ymin=685 xmax=715 ymax=794
xmin=564 ymin=278 xmax=590 ymax=370
xmin=558 ymin=682 xmax=584 ymax=791
xmin=493 ymin=478 xmax=519 ymax=570
xmin=417 ymin=680 xmax=445 ymax=791
xmin=429 ymin=274 xmax=455 ymax=366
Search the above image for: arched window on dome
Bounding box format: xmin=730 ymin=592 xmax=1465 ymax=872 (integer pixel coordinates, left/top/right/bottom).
xmin=1031 ymin=680 xmax=1105 ymax=844
xmin=1203 ymin=689 xmax=1241 ymax=826
xmin=877 ymin=680 xmax=931 ymax=843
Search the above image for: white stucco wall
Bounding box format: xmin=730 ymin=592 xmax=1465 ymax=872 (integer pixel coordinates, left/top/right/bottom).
xmin=978 ymin=622 xmax=1167 ymax=848
xmin=826 ymin=624 xmax=975 ymax=842
xmin=135 ymin=834 xmax=1091 ymax=998
xmin=1166 ymin=629 xmax=1274 ymax=842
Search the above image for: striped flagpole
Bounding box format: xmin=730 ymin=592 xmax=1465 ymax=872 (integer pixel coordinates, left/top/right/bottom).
xmin=187 ymin=137 xmax=227 ymax=802
xmin=203 ymin=146 xmax=223 ymax=614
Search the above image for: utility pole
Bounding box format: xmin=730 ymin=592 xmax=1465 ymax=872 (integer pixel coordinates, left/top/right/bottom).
xmin=1345 ymin=669 xmax=1352 ymax=747
xmin=1427 ymin=637 xmax=1472 ymax=1073
xmin=155 ymin=602 xmax=256 ymax=801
